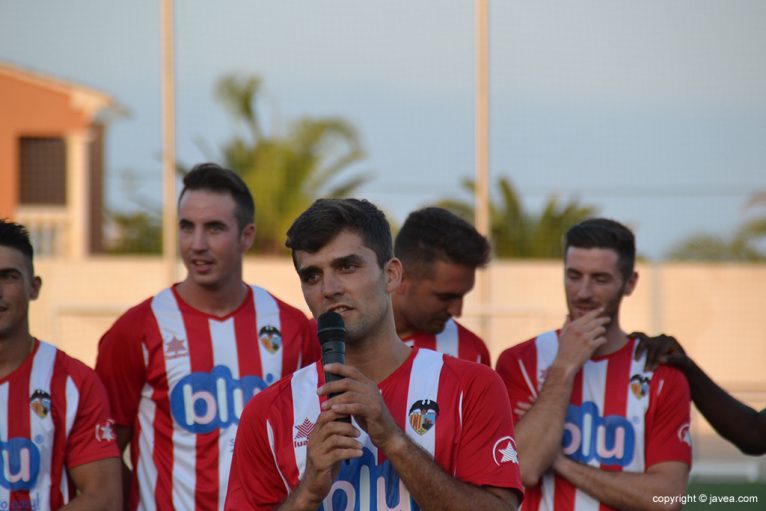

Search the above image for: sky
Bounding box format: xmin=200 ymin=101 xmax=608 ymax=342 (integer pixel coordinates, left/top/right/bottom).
xmin=2 ymin=0 xmax=765 ymax=259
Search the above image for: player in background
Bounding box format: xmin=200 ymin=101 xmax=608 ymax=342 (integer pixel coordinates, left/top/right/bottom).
xmin=634 ymin=333 xmax=766 ymax=455
xmin=225 ymin=198 xmax=522 ymax=510
xmin=0 ymin=220 xmax=121 ymax=510
xmin=393 ymin=207 xmax=491 ymax=365
xmin=96 ymin=163 xmax=317 ymax=511
xmin=496 ymin=218 xmax=691 ymax=511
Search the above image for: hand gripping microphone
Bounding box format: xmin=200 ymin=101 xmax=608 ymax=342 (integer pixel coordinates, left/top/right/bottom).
xmin=317 ymin=311 xmax=350 ymax=423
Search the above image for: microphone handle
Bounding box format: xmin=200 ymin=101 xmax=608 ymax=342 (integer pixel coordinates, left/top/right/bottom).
xmin=322 ymin=340 xmax=350 ymax=422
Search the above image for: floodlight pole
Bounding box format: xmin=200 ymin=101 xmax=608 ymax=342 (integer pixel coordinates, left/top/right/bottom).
xmin=475 ymin=0 xmax=491 ymax=345
xmin=161 ymin=0 xmax=177 ymax=284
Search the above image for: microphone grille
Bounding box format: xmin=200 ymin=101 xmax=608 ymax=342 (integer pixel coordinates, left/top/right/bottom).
xmin=317 ymin=311 xmax=345 ymax=344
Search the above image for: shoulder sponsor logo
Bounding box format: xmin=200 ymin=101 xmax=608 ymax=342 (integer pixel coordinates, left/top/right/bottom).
xmin=259 ymin=325 xmax=282 ymax=354
xmin=0 ymin=438 xmax=41 ymax=490
xmin=165 ymin=336 xmax=188 ymax=360
xmin=563 ymin=401 xmax=636 ymax=467
xmin=537 ymin=367 xmax=549 ymax=384
xmin=408 ymin=399 xmax=439 ymax=435
xmin=493 ymin=436 xmax=519 ymax=465
xmin=629 ymin=374 xmax=651 ymax=399
xmin=29 ymin=389 xmax=51 ymax=419
xmin=169 ymin=365 xmax=270 ymax=433
xmin=294 ymin=418 xmax=315 ymax=448
xmin=678 ymin=423 xmax=692 ymax=447
xmin=95 ymin=419 xmax=116 ymax=443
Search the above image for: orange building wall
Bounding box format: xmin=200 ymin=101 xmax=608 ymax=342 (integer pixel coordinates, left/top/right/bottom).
xmin=0 ymin=73 xmax=91 ymax=219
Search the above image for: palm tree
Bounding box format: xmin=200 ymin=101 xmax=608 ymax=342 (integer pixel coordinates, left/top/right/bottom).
xmin=437 ymin=177 xmax=598 ymax=258
xmin=667 ymin=192 xmax=766 ymax=261
xmin=202 ymin=74 xmax=370 ymax=254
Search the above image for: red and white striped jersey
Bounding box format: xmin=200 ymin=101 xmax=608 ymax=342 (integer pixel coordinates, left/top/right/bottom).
xmin=225 ymin=347 xmax=523 ymax=510
xmin=95 ymin=284 xmax=319 ymax=511
xmin=496 ymin=332 xmax=692 ymax=511
xmin=0 ymin=340 xmax=119 ymax=510
xmin=402 ymin=319 xmax=491 ymax=366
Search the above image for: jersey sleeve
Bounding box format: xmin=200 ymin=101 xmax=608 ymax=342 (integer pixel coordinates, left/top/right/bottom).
xmin=495 ymin=342 xmax=538 ymax=424
xmin=645 ymin=366 xmax=693 ymax=468
xmin=64 ymin=357 xmax=120 ymax=468
xmin=225 ymin=392 xmax=290 ymax=510
xmin=95 ymin=301 xmax=151 ymax=428
xmin=453 ymin=364 xmax=524 ymax=501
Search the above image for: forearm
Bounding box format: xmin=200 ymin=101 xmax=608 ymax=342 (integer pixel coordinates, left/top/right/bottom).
xmin=553 ymin=457 xmax=687 ymax=511
xmin=384 ymin=430 xmax=518 ymax=511
xmin=514 ymin=364 xmax=576 ymax=485
xmin=684 ymin=361 xmax=766 ymax=455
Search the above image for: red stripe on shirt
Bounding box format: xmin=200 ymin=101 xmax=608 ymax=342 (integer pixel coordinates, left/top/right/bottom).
xmin=183 ymin=312 xmax=219 ymax=511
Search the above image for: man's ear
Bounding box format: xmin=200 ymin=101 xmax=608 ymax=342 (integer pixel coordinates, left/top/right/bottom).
xmin=394 ymin=267 xmax=411 ymax=295
xmin=623 ymin=271 xmax=638 ymax=297
xmin=30 ymin=276 xmax=42 ymax=301
xmin=384 ymin=258 xmax=403 ymax=293
xmin=240 ymin=223 xmax=256 ymax=253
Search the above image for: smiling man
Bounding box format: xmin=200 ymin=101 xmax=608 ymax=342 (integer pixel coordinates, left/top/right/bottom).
xmin=496 ymin=218 xmax=691 ymax=511
xmin=0 ymin=220 xmax=121 ymax=510
xmin=225 ymin=198 xmax=522 ymax=511
xmin=393 ymin=207 xmax=491 ymax=365
xmin=95 ymin=163 xmax=318 ymax=511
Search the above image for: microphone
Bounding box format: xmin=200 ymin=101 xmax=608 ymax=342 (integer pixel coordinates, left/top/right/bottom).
xmin=317 ymin=311 xmax=350 ymax=422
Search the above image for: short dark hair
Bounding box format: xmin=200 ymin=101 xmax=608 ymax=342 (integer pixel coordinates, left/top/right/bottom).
xmin=564 ymin=218 xmax=635 ymax=280
xmin=179 ymin=162 xmax=255 ymax=230
xmin=0 ymin=220 xmax=35 ymax=276
xmin=395 ymin=207 xmax=490 ymax=278
xmin=286 ymin=199 xmax=393 ymax=268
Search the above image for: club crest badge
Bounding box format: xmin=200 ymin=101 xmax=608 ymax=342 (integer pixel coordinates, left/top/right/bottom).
xmin=30 ymin=389 xmax=51 ymax=419
xmin=408 ymin=399 xmax=439 ymax=435
xmin=165 ymin=336 xmax=188 ymax=360
xmin=629 ymin=374 xmax=651 ymax=399
xmin=259 ymin=325 xmax=282 ymax=354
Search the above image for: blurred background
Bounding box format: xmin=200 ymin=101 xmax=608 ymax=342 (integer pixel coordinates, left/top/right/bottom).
xmin=2 ymin=0 xmax=765 ymax=500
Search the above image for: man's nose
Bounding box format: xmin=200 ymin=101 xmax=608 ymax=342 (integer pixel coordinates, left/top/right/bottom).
xmin=322 ymin=272 xmax=344 ymax=298
xmin=447 ymin=297 xmax=464 ymax=318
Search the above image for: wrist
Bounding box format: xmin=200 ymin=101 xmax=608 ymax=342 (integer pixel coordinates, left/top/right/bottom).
xmin=291 ymin=480 xmax=326 ymax=511
xmin=546 ymin=363 xmax=579 ymax=385
xmin=376 ymin=428 xmax=409 ymax=458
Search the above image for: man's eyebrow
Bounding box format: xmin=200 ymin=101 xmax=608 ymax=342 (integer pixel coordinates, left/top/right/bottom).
xmin=332 ymin=254 xmax=364 ymax=268
xmin=297 ymin=265 xmax=320 ymax=279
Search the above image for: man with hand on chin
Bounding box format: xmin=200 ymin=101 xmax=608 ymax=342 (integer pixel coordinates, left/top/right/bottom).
xmin=225 ymin=198 xmax=522 ymax=511
xmin=496 ymin=218 xmax=691 ymax=511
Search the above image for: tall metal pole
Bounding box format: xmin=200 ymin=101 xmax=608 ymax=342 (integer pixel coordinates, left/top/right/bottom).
xmin=475 ymin=0 xmax=491 ymax=344
xmin=161 ymin=0 xmax=177 ymax=284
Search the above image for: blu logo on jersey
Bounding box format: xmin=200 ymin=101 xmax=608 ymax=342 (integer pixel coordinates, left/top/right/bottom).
xmin=321 ymin=447 xmax=418 ymax=511
xmin=0 ymin=438 xmax=40 ymax=490
xmin=562 ymin=401 xmax=635 ymax=467
xmin=170 ymin=365 xmax=270 ymax=433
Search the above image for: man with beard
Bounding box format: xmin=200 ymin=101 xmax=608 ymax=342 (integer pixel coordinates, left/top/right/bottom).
xmin=393 ymin=207 xmax=491 ymax=365
xmin=496 ymin=218 xmax=691 ymax=511
xmin=225 ymin=198 xmax=522 ymax=511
